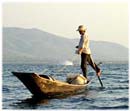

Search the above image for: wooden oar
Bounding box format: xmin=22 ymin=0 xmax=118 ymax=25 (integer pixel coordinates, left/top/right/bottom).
xmin=96 ymin=62 xmax=103 ymax=87
xmin=97 ymin=76 xmax=103 ymax=87
xmin=91 ymin=60 xmax=104 ymax=87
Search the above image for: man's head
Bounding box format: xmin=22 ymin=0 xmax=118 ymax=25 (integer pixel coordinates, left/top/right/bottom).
xmin=76 ymin=25 xmax=86 ymax=35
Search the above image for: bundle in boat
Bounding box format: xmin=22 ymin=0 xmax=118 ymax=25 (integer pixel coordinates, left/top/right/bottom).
xmin=66 ymin=74 xmax=88 ymax=85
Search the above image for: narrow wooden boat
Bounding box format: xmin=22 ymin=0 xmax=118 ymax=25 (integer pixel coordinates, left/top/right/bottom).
xmin=12 ymin=72 xmax=88 ymax=98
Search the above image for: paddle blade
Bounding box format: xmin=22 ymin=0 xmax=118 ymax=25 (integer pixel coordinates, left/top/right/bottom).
xmin=98 ymin=76 xmax=103 ymax=87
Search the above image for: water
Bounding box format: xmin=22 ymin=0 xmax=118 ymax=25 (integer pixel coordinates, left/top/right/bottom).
xmin=2 ymin=63 xmax=129 ymax=109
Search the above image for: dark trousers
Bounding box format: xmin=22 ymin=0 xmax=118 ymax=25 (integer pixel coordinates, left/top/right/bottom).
xmin=81 ymin=53 xmax=100 ymax=78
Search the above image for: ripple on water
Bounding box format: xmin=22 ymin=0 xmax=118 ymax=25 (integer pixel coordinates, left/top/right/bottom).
xmin=2 ymin=63 xmax=129 ymax=109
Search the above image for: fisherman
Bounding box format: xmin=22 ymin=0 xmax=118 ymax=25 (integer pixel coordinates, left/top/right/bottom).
xmin=75 ymin=25 xmax=101 ymax=79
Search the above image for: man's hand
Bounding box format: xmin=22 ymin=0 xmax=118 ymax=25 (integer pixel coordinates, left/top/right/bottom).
xmin=78 ymin=48 xmax=83 ymax=54
xmin=77 ymin=50 xmax=82 ymax=54
xmin=75 ymin=48 xmax=83 ymax=55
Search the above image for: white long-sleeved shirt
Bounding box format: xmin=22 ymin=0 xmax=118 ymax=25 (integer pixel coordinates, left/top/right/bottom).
xmin=78 ymin=33 xmax=91 ymax=54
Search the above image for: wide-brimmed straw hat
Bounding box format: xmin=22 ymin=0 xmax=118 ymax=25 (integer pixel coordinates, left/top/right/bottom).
xmin=76 ymin=25 xmax=86 ymax=31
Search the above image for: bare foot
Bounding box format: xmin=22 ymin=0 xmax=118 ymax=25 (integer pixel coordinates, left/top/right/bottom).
xmin=96 ymin=70 xmax=101 ymax=76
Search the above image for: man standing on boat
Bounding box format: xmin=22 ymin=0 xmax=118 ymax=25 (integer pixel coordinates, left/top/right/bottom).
xmin=76 ymin=25 xmax=101 ymax=79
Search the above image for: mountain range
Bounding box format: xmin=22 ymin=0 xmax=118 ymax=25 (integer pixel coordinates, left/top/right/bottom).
xmin=3 ymin=27 xmax=128 ymax=64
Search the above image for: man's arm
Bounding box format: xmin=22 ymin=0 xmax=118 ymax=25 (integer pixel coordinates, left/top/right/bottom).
xmin=77 ymin=36 xmax=86 ymax=54
xmin=77 ymin=47 xmax=83 ymax=54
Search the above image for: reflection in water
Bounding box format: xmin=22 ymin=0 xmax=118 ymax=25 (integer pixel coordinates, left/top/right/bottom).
xmin=11 ymin=96 xmax=51 ymax=109
xmin=11 ymin=94 xmax=77 ymax=109
xmin=11 ymin=90 xmax=90 ymax=109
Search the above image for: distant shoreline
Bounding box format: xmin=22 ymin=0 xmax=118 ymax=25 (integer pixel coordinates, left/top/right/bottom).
xmin=3 ymin=61 xmax=128 ymax=65
xmin=3 ymin=27 xmax=128 ymax=63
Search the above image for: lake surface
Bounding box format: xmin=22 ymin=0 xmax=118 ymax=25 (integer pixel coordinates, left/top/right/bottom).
xmin=2 ymin=63 xmax=129 ymax=109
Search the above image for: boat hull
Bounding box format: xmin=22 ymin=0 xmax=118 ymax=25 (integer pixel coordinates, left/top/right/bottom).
xmin=12 ymin=72 xmax=88 ymax=98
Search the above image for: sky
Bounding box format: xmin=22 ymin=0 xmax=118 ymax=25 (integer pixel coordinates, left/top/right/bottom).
xmin=2 ymin=1 xmax=128 ymax=48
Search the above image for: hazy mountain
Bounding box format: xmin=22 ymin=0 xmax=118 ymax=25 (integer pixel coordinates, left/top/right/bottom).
xmin=3 ymin=27 xmax=128 ymax=64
